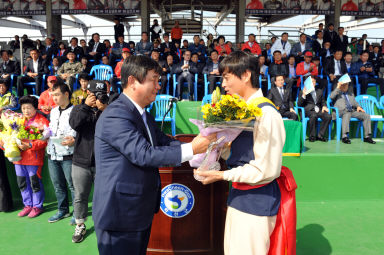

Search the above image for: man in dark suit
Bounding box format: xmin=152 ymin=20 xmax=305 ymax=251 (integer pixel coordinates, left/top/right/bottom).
xmin=93 ymin=55 xmax=215 ymax=255
xmin=87 ymin=33 xmax=107 ymax=63
xmin=0 ymin=50 xmax=20 ymax=87
xmin=203 ymin=50 xmax=222 ymax=94
xmin=297 ymin=77 xmax=331 ymax=142
xmin=369 ymin=46 xmax=383 ymax=74
xmin=173 ymin=50 xmax=198 ymax=100
xmin=324 ymin=23 xmax=337 ymax=48
xmin=113 ymin=18 xmax=125 ymax=43
xmin=16 ymin=49 xmax=48 ymax=97
xmin=67 ymin=37 xmax=84 ymax=61
xmin=41 ymin=37 xmax=57 ymax=62
xmin=333 ymin=27 xmax=349 ymax=52
xmin=325 ymin=50 xmax=348 ymax=90
xmin=109 ymin=35 xmax=130 ymax=68
xmin=267 ymin=75 xmax=298 ymax=120
xmin=268 ymin=50 xmax=289 ymax=78
xmin=318 ymin=41 xmax=334 ymax=65
xmin=160 ymin=33 xmax=177 ymax=61
xmin=351 ymin=51 xmax=384 ymax=96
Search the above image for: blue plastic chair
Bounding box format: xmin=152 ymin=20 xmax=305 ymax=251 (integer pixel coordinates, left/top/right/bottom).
xmin=23 ymin=74 xmax=47 ymax=95
xmin=90 ymin=64 xmax=113 ymax=81
xmin=355 ymin=75 xmax=380 ymax=100
xmin=355 ymin=95 xmax=384 ymax=138
xmin=203 ymin=74 xmax=222 ymax=97
xmin=327 ymin=96 xmax=363 ymax=141
xmin=172 ymin=73 xmax=198 ymax=101
xmin=153 ymin=95 xmax=176 ymax=136
xmin=297 ymin=97 xmax=332 ymax=143
xmin=201 ymin=94 xmax=212 ymax=106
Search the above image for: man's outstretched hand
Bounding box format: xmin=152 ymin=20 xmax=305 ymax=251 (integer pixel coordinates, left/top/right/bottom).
xmin=191 ymin=133 xmax=217 ymax=155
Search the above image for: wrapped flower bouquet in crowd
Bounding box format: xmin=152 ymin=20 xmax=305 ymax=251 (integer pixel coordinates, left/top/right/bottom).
xmin=0 ymin=110 xmax=51 ymax=162
xmin=189 ymin=87 xmax=262 ymax=180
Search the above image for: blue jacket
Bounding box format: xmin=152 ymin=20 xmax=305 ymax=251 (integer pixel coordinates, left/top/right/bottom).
xmin=350 ymin=60 xmax=375 ymax=78
xmin=135 ymin=40 xmax=153 ymax=55
xmin=188 ymin=43 xmax=206 ymax=55
xmin=93 ymin=94 xmax=182 ymax=231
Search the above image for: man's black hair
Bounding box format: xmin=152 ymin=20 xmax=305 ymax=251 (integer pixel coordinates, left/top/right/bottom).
xmin=52 ymin=80 xmax=72 ymax=99
xmin=20 ymin=95 xmax=38 ymax=109
xmin=209 ymin=50 xmax=219 ymax=56
xmin=121 ymin=55 xmax=162 ymax=89
xmin=78 ymin=73 xmax=90 ymax=81
xmin=219 ymin=51 xmax=260 ymax=88
xmin=273 ymin=50 xmax=282 ymax=55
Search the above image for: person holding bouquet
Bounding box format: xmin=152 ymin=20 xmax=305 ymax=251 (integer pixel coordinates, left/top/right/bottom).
xmin=1 ymin=96 xmax=49 ymax=218
xmin=194 ymin=51 xmax=291 ymax=254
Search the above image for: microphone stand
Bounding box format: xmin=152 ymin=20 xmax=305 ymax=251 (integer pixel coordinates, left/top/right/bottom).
xmin=161 ymin=97 xmax=177 ymax=133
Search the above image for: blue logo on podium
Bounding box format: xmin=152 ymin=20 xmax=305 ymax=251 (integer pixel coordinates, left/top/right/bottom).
xmin=160 ymin=183 xmax=195 ymax=218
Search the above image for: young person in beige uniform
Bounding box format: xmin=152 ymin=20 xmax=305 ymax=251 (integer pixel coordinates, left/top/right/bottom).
xmin=195 ymin=51 xmax=286 ymax=255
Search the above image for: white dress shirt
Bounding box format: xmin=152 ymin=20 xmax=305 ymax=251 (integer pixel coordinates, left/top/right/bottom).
xmin=33 ymin=60 xmax=39 ymax=73
xmin=124 ymin=93 xmax=193 ymax=163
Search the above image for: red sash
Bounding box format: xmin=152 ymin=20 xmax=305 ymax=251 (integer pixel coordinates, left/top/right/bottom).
xmin=232 ymin=166 xmax=297 ymax=255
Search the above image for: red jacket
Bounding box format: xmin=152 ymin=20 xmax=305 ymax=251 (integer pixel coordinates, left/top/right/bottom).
xmin=38 ymin=89 xmax=56 ymax=115
xmin=215 ymin=44 xmax=232 ymax=56
xmin=114 ymin=59 xmax=124 ymax=79
xmin=241 ymin=41 xmax=262 ymax=55
xmin=295 ymin=62 xmax=318 ymax=87
xmin=14 ymin=113 xmax=49 ymax=167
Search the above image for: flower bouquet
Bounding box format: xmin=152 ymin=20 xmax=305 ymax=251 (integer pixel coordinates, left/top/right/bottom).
xmin=190 ymin=88 xmax=262 ymax=181
xmin=0 ymin=110 xmax=50 ymax=162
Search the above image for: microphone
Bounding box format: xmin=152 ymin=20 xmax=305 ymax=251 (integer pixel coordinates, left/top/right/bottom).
xmin=161 ymin=97 xmax=177 ymax=133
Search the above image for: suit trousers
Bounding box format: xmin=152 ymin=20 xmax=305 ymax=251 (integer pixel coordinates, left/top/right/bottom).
xmin=96 ymin=226 xmax=152 ymax=255
xmin=358 ymin=77 xmax=384 ymax=95
xmin=17 ymin=75 xmax=43 ymax=97
xmin=224 ymin=206 xmax=276 ymax=255
xmin=177 ymin=71 xmax=194 ymax=99
xmin=280 ymin=110 xmax=298 ymax=121
xmin=307 ymin=111 xmax=332 ymax=138
xmin=208 ymin=75 xmax=222 ymax=94
xmin=340 ymin=111 xmax=372 ymax=137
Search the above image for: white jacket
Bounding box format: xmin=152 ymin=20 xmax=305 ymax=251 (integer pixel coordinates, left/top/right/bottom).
xmin=47 ymin=105 xmax=77 ymax=161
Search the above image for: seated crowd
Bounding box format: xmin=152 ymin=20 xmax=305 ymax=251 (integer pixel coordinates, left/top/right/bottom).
xmin=0 ymin=24 xmax=382 ymax=244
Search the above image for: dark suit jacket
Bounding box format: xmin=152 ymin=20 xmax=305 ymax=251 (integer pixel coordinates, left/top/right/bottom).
xmin=42 ymin=45 xmax=58 ymax=60
xmin=66 ymin=46 xmax=84 ymax=59
xmin=160 ymin=61 xmax=174 ymax=75
xmin=333 ymin=35 xmax=349 ymax=52
xmin=203 ymin=60 xmax=220 ymax=75
xmin=297 ymin=88 xmax=327 ymax=114
xmin=0 ymin=60 xmax=20 ymax=75
xmin=325 ymin=58 xmax=348 ymax=77
xmin=267 ymin=86 xmax=294 ymax=112
xmin=24 ymin=58 xmax=49 ymax=76
xmin=93 ymin=95 xmax=182 ymax=231
xmin=160 ymin=42 xmax=177 ymax=57
xmin=324 ymin=30 xmax=337 ymax=45
xmin=312 ymin=40 xmax=322 ymax=56
xmin=87 ymin=41 xmax=107 ymax=59
xmin=268 ymin=62 xmax=289 ymax=78
xmin=173 ymin=60 xmax=198 ymax=75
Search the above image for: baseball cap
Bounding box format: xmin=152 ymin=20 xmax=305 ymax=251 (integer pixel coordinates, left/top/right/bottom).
xmin=87 ymin=80 xmax=107 ymax=93
xmin=304 ymin=51 xmax=313 ymax=57
xmin=122 ymin=48 xmax=131 ymax=53
xmin=47 ymin=76 xmax=57 ymax=82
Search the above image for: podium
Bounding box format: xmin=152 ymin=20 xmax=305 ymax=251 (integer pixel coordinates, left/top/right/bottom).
xmin=147 ymin=135 xmax=228 ymax=255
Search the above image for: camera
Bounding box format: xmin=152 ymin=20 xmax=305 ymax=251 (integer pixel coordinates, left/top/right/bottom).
xmin=95 ymin=91 xmax=109 ymax=105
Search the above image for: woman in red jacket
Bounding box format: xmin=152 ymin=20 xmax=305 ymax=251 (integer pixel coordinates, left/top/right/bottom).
xmin=215 ymin=36 xmax=232 ymax=57
xmin=14 ymin=96 xmax=49 ymax=218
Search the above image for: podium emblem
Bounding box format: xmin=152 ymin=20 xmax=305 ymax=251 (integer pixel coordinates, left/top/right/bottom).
xmin=160 ymin=183 xmax=195 ymax=218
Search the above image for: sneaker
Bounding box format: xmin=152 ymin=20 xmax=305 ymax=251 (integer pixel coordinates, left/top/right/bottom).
xmin=28 ymin=207 xmax=44 ymax=218
xmin=48 ymin=211 xmax=70 ymax=223
xmin=69 ymin=216 xmax=76 ymax=226
xmin=72 ymin=224 xmax=86 ymax=243
xmin=18 ymin=206 xmax=32 ymax=217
